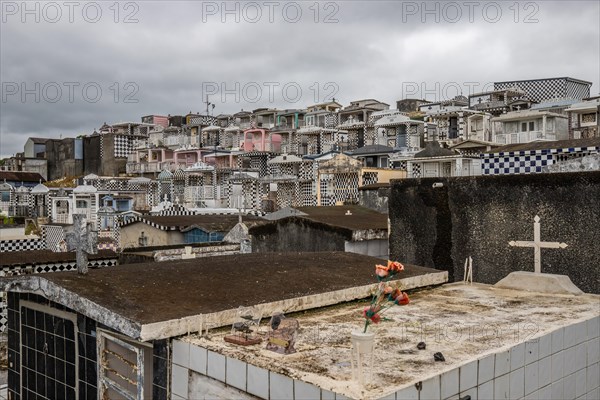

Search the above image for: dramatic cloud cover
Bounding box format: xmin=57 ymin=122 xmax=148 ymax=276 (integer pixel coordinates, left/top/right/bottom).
xmin=1 ymin=0 xmax=599 ymax=157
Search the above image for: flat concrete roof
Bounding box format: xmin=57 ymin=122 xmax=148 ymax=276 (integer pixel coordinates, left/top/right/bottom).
xmin=3 ymin=252 xmax=446 ymax=341
xmin=296 ymin=206 xmax=388 ymax=231
xmin=184 ymin=282 xmax=600 ymax=400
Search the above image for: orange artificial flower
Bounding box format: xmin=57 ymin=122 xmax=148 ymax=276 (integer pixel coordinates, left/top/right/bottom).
xmin=387 ymin=260 xmax=404 ymax=272
xmin=395 ymin=292 xmax=410 ymax=305
xmin=375 ymin=264 xmax=389 ymax=278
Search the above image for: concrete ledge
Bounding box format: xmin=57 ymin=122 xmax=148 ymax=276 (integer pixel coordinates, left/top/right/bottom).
xmin=140 ymin=270 xmax=448 ymax=341
xmin=494 ymin=271 xmax=584 ymax=295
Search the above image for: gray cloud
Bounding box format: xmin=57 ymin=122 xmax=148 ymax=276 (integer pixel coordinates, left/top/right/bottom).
xmin=1 ymin=0 xmax=598 ymax=157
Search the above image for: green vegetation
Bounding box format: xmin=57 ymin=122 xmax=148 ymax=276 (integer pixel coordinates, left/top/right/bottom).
xmin=24 ymin=221 xmax=40 ymax=236
xmin=0 ymin=213 xmax=15 ymax=225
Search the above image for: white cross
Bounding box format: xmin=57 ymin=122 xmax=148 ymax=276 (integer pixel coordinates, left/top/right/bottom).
xmin=509 ymin=215 xmax=568 ymax=273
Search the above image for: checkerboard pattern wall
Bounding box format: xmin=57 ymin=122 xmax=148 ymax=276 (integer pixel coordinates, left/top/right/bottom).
xmin=482 ymin=145 xmax=600 ymax=176
xmin=412 ymin=163 xmax=422 ymax=178
xmin=494 ymin=78 xmax=591 ymax=103
xmin=361 ymin=172 xmax=379 ymax=186
xmin=113 ymin=134 xmax=136 ymax=158
xmin=42 ymin=225 xmax=65 ymax=252
xmin=0 ymin=238 xmax=45 ymax=253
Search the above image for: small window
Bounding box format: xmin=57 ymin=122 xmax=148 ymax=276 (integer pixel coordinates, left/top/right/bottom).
xmin=76 ymin=200 xmax=88 ymax=208
xmin=529 ymin=121 xmax=535 ymax=131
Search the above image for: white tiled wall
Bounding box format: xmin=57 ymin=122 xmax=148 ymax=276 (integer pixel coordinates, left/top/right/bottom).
xmin=396 ymin=315 xmax=600 ymax=400
xmin=170 ymin=315 xmax=600 ymax=400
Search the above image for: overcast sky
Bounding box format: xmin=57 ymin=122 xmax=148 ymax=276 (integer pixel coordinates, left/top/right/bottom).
xmin=1 ymin=0 xmax=599 ymax=157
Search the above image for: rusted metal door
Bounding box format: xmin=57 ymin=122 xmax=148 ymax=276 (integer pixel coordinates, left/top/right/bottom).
xmin=97 ymin=331 xmax=152 ymax=400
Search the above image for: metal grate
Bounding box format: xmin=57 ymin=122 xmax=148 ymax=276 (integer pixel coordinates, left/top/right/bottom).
xmin=19 ymin=301 xmax=78 ymax=399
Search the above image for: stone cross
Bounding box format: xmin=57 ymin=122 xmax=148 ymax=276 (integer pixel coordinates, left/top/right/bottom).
xmin=181 ymin=246 xmax=196 ymax=259
xmin=509 ymin=215 xmax=568 ymax=273
xmin=66 ymin=214 xmax=98 ymax=274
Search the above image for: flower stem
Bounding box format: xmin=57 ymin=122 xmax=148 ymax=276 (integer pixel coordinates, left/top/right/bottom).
xmin=363 ymin=319 xmax=369 ymax=333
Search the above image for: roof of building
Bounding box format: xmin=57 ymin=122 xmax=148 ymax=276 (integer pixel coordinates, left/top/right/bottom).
xmin=268 ymin=154 xmax=304 ymax=164
xmin=302 ymin=150 xmax=340 ymax=160
xmin=121 ymin=214 xmax=266 ymax=232
xmin=414 ymin=141 xmax=457 ymax=158
xmin=3 ymin=252 xmax=445 ymax=341
xmin=449 ymin=139 xmax=502 ymax=150
xmin=566 ymin=98 xmax=600 ymax=112
xmin=262 ymin=207 xmax=308 ymax=220
xmin=530 ymin=98 xmax=580 ymax=110
xmin=485 ymin=137 xmax=600 ymax=154
xmin=0 ymin=171 xmax=45 ymax=183
xmin=491 ymin=109 xmax=567 ymax=121
xmin=351 ymin=145 xmax=395 ymax=156
xmin=73 ymin=185 xmax=97 ymax=194
xmin=0 ymin=250 xmax=118 ymax=267
xmin=494 ymin=76 xmax=593 ymax=86
xmin=27 ymin=137 xmax=50 ymax=144
xmin=358 ymin=182 xmax=391 ymax=190
xmin=249 ymin=206 xmax=389 ymax=241
xmin=157 ymin=169 xmax=173 ymax=180
xmin=296 ymin=205 xmax=388 ymax=231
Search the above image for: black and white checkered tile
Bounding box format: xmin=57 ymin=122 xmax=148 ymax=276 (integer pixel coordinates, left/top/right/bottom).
xmin=42 ymin=225 xmax=66 ymax=252
xmin=494 ymin=78 xmax=590 ymax=103
xmin=114 ymin=134 xmax=136 ymax=158
xmin=412 ymin=163 xmax=422 ymax=178
xmin=481 ymin=145 xmax=599 ymax=176
xmin=362 ymin=172 xmax=379 ymax=186
xmin=157 ymin=204 xmax=197 ymax=216
xmin=325 ymin=113 xmax=338 ymax=129
xmin=0 ymin=238 xmax=45 ymax=253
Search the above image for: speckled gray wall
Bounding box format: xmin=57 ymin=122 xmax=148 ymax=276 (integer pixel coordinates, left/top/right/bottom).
xmin=250 ymin=219 xmax=347 ymax=253
xmin=389 ymin=172 xmax=600 ymax=294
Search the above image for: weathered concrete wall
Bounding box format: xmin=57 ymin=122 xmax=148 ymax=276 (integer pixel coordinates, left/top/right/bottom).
xmin=389 ymin=172 xmax=600 ymax=293
xmin=101 ymin=134 xmax=127 ymax=177
xmin=154 ymin=243 xmax=240 ymax=261
xmin=46 ymin=138 xmax=84 ymax=180
xmin=23 ymin=159 xmax=48 ymax=181
xmin=83 ymin=135 xmax=102 ymax=175
xmin=120 ymin=223 xmax=184 ymax=249
xmin=543 ymin=153 xmax=600 ymax=173
xmin=250 ymin=219 xmax=346 ymax=253
xmin=359 ymin=186 xmax=389 ymax=213
xmin=344 ymin=239 xmax=388 ymax=259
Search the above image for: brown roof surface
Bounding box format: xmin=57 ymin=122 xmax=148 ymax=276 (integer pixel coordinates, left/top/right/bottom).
xmin=127 ymin=214 xmax=266 ymax=232
xmin=359 ymin=183 xmax=391 ymax=190
xmin=296 ymin=205 xmax=388 ymax=231
xmin=414 ymin=141 xmax=457 ymax=158
xmin=0 ymin=171 xmax=45 ymax=183
xmin=0 ymin=250 xmax=118 ymax=267
xmin=38 ymin=252 xmax=439 ymax=324
xmin=489 ymin=137 xmax=600 ymax=153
